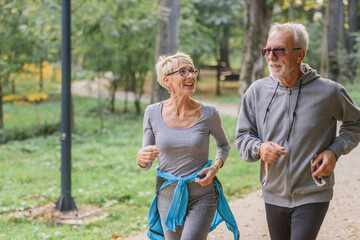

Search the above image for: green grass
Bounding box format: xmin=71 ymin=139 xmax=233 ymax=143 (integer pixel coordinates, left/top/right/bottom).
xmin=0 ymin=96 xmax=259 ymax=239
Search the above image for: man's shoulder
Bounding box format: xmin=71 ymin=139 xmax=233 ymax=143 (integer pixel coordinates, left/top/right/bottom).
xmin=312 ymin=77 xmax=342 ymax=92
xmin=247 ymin=76 xmax=273 ymax=91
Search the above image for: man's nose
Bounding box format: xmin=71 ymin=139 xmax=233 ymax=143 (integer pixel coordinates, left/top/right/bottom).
xmin=266 ymin=50 xmax=278 ymax=60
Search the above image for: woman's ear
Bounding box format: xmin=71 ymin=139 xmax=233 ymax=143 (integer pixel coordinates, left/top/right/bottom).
xmin=163 ymin=76 xmax=171 ymax=88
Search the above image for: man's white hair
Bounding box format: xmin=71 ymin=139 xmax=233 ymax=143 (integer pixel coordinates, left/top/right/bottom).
xmin=268 ymin=22 xmax=309 ymax=53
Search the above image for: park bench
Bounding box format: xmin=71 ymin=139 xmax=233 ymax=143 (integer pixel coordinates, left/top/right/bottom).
xmin=220 ymin=71 xmax=239 ymax=82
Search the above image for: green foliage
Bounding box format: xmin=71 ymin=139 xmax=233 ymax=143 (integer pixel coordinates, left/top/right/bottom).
xmin=179 ymin=0 xmax=244 ymax=67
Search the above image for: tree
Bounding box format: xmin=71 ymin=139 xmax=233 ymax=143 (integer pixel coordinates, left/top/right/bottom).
xmin=72 ymin=0 xmax=157 ymax=114
xmin=24 ymin=0 xmax=61 ymax=92
xmin=151 ymin=0 xmax=179 ymax=103
xmin=321 ymin=0 xmax=358 ymax=82
xmin=321 ymin=4 xmax=330 ymax=78
xmin=0 ymin=0 xmax=33 ymax=128
xmin=328 ymin=0 xmax=342 ymax=81
xmin=348 ymin=0 xmax=358 ymax=81
xmin=192 ymin=0 xmax=242 ymax=96
xmin=238 ymin=0 xmax=273 ymax=104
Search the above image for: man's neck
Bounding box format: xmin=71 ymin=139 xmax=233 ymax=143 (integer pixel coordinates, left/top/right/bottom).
xmin=279 ymin=68 xmax=304 ymax=88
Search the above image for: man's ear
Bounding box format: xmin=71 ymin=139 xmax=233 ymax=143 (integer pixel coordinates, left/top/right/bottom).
xmin=297 ymin=48 xmax=306 ymax=63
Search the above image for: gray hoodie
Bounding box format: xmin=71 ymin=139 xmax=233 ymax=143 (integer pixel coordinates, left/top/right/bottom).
xmin=235 ymin=64 xmax=360 ymax=208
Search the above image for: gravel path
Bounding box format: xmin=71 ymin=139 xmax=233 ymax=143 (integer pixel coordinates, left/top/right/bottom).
xmin=72 ymin=80 xmax=360 ymax=240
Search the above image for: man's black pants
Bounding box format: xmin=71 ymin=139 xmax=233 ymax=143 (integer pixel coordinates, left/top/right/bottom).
xmin=265 ymin=202 xmax=329 ymax=240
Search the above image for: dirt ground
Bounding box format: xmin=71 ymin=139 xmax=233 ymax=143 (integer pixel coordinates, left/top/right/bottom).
xmin=72 ymin=80 xmax=360 ymax=240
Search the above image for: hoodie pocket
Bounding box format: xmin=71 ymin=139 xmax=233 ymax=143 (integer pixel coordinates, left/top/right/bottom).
xmin=310 ymin=154 xmax=326 ymax=186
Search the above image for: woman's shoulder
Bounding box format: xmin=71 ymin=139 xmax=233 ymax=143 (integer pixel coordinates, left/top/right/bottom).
xmin=145 ymin=101 xmax=162 ymax=113
xmin=198 ymin=101 xmax=219 ymax=118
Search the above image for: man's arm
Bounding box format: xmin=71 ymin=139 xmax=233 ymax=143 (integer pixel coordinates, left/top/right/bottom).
xmin=327 ymin=84 xmax=360 ymax=159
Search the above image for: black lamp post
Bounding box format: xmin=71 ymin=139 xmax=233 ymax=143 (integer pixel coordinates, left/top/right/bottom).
xmin=56 ymin=0 xmax=77 ymax=211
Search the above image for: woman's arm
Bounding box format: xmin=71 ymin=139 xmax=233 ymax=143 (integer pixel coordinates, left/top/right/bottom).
xmin=137 ymin=106 xmax=157 ymax=170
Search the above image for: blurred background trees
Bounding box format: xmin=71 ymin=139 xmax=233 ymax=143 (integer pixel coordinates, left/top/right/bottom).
xmin=1 ymin=0 xmax=360 ymax=127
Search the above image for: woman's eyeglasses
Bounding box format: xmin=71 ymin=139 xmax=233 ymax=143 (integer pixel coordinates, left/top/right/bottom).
xmin=261 ymin=47 xmax=302 ymax=58
xmin=167 ymin=68 xmax=200 ymax=77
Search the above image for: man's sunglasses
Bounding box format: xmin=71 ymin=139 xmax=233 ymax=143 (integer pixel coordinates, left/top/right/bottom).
xmin=166 ymin=68 xmax=200 ymax=77
xmin=261 ymin=47 xmax=302 ymax=58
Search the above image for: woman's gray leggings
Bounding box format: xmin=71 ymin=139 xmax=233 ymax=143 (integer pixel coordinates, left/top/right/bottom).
xmin=157 ymin=181 xmax=218 ymax=240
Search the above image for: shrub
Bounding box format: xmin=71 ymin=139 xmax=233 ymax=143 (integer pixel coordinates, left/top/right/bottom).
xmin=0 ymin=121 xmax=60 ymax=144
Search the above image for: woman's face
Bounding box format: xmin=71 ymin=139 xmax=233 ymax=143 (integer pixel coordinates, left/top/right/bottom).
xmin=166 ymin=63 xmax=198 ymax=96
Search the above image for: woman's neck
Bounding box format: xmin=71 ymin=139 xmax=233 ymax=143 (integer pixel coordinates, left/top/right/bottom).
xmin=165 ymin=94 xmax=196 ymax=117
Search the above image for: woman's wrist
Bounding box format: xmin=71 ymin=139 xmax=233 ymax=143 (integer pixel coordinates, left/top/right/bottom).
xmin=137 ymin=160 xmax=147 ymax=168
xmin=213 ymin=159 xmax=223 ymax=172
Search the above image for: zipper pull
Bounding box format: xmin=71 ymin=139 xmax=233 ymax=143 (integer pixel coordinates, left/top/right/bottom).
xmin=262 ymin=162 xmax=268 ymax=186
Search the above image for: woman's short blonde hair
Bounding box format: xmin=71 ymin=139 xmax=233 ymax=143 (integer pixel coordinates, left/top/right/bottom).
xmin=155 ymin=51 xmax=195 ymax=91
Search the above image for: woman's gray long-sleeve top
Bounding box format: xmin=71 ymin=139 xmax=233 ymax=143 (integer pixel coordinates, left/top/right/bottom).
xmin=141 ymin=101 xmax=230 ymax=177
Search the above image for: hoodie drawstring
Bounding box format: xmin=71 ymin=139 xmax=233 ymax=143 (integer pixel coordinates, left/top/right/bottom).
xmin=287 ymin=79 xmax=303 ymax=141
xmin=263 ymin=82 xmax=280 ymax=124
xmin=263 ymin=80 xmax=303 ymax=141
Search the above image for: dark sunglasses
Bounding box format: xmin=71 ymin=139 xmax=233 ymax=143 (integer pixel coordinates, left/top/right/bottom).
xmin=261 ymin=47 xmax=302 ymax=58
xmin=166 ymin=68 xmax=200 ymax=77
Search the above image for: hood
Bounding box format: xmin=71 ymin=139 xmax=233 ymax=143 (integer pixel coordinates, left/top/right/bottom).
xmin=269 ymin=63 xmax=321 ymax=88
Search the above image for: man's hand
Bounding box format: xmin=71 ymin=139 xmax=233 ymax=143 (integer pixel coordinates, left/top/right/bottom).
xmin=260 ymin=141 xmax=287 ymax=163
xmin=312 ymin=149 xmax=337 ymax=178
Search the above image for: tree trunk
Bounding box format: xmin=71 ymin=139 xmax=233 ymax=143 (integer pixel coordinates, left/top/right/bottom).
xmin=109 ymin=80 xmax=117 ymax=113
xmin=338 ymin=1 xmax=347 ymax=50
xmin=321 ymin=5 xmax=329 ymax=78
xmin=0 ymin=80 xmax=3 ymax=129
xmin=0 ymin=46 xmax=3 ymax=129
xmin=348 ymin=0 xmax=358 ymax=81
xmin=10 ymin=74 xmax=16 ymax=93
xmin=238 ymin=0 xmax=273 ymax=106
xmin=151 ymin=0 xmax=179 ymax=103
xmin=289 ymin=0 xmax=295 ymax=21
xmin=328 ymin=0 xmax=341 ymax=82
xmin=216 ymin=61 xmax=221 ymax=96
xmin=220 ymin=26 xmax=231 ymax=71
xmin=40 ymin=58 xmax=43 ymax=91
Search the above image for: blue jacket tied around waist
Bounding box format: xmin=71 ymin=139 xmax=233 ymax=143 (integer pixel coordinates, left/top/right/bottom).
xmin=147 ymin=160 xmax=240 ymax=240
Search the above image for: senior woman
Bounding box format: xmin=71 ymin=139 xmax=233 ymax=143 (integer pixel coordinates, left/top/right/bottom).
xmin=137 ymin=52 xmax=239 ymax=240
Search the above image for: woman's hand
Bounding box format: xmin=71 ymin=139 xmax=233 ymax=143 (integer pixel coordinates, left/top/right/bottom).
xmin=195 ymin=159 xmax=223 ymax=187
xmin=137 ymin=145 xmax=159 ymax=168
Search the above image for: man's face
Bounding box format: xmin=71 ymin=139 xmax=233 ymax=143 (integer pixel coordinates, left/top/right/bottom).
xmin=265 ymin=30 xmax=300 ymax=81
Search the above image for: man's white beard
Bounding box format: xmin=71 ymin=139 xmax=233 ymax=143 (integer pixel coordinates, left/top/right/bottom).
xmin=268 ymin=61 xmax=285 ymax=79
xmin=268 ymin=61 xmax=295 ymax=79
